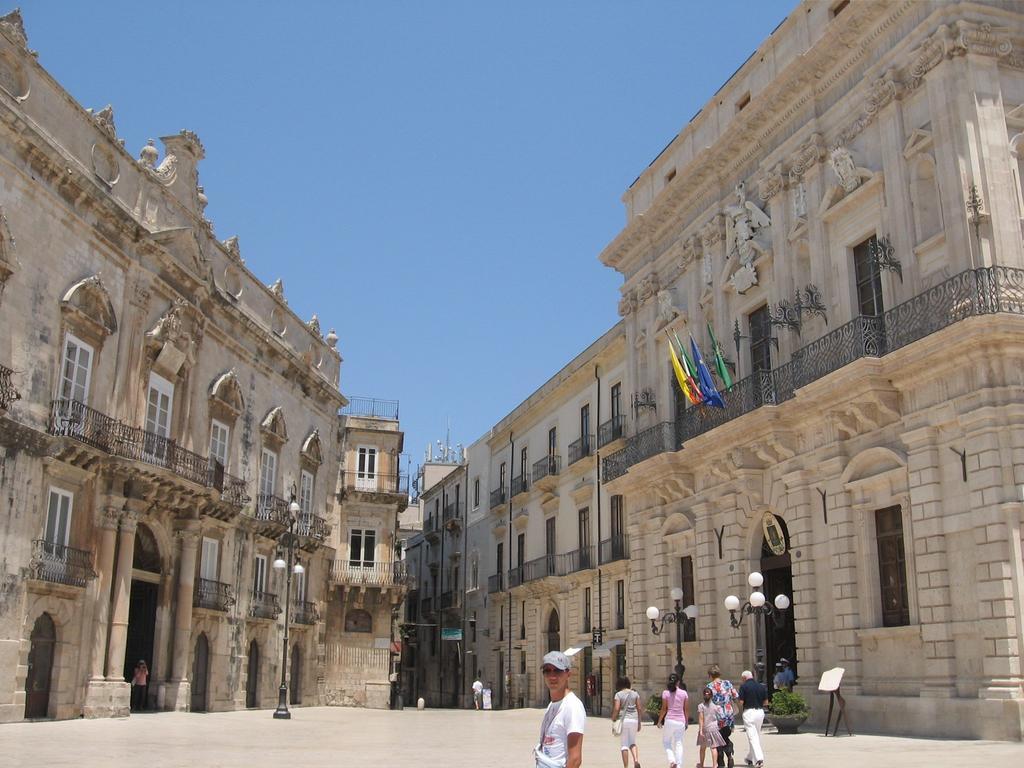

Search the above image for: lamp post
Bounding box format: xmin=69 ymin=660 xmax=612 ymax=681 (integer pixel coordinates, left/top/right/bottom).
xmin=646 ymin=587 xmax=699 ymax=680
xmin=272 ymin=488 xmax=305 ymax=719
xmin=723 ymin=571 xmax=790 ymax=683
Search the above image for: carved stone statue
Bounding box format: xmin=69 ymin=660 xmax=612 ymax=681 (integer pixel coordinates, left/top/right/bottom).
xmin=725 ymin=182 xmax=772 ymax=267
xmin=656 ymin=289 xmax=684 ymax=326
xmin=829 ymin=145 xmax=861 ymax=193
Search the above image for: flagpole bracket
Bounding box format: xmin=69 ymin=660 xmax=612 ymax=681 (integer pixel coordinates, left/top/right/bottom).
xmin=631 ymin=389 xmax=657 ymax=415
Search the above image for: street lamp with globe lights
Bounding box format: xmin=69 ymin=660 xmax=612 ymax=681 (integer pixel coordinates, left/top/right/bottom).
xmin=272 ymin=488 xmax=306 ymax=720
xmin=723 ymin=571 xmax=790 ymax=683
xmin=646 ymin=587 xmax=699 ymax=680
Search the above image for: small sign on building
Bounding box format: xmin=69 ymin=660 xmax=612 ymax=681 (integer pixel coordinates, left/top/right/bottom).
xmin=441 ymin=627 xmax=463 ymax=641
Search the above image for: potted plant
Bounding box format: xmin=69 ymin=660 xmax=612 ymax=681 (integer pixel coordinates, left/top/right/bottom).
xmin=767 ymin=690 xmax=809 ymax=734
xmin=645 ymin=693 xmax=663 ymax=724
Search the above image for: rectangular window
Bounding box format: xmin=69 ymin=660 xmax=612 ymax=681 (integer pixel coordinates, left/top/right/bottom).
xmin=614 ymin=644 xmax=627 ymax=682
xmin=610 ymin=495 xmax=624 ymax=540
xmin=299 ymin=470 xmax=314 ymax=515
xmin=520 ymin=447 xmax=528 ymax=482
xmin=499 ymin=461 xmax=506 ymax=491
xmin=472 ymin=611 xmax=477 ymax=642
xmin=520 ymin=600 xmax=526 ymax=640
xmin=349 ymin=528 xmax=376 ymax=568
xmin=854 ymin=236 xmax=885 ymax=317
xmin=200 ymin=537 xmax=219 ymax=581
xmin=610 ymin=383 xmax=622 ymax=423
xmin=580 ymin=404 xmax=591 ymax=451
xmin=616 ymin=579 xmax=625 ymax=629
xmin=473 ymin=477 xmax=480 ymax=508
xmin=44 ymin=488 xmax=73 ymax=549
xmin=253 ymin=555 xmax=267 ymax=597
xmin=454 ymin=483 xmax=461 ymax=516
xmin=209 ymin=419 xmax=230 ymax=468
xmin=295 ymin=567 xmax=307 ymax=603
xmin=748 ymin=305 xmax=772 ymax=374
xmin=496 ymin=542 xmax=504 ymax=587
xmin=259 ymin=448 xmax=277 ymax=498
xmin=145 ymin=372 xmax=174 ymax=438
xmin=516 ymin=532 xmax=525 ymax=570
xmin=356 ymin=446 xmax=378 ymax=490
xmin=578 ymin=507 xmax=591 ymax=568
xmin=548 ymin=427 xmax=557 ymax=457
xmin=680 ymin=556 xmax=696 ymax=642
xmin=583 ymin=587 xmax=592 ymax=632
xmin=876 ymin=505 xmax=910 ymax=627
xmin=520 ymin=649 xmax=527 ymax=674
xmin=58 ymin=333 xmax=93 ymax=404
xmin=545 ymin=516 xmax=556 ymax=558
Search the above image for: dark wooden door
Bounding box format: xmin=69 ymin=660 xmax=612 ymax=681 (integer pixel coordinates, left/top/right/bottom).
xmin=289 ymin=644 xmax=301 ymax=705
xmin=191 ymin=634 xmax=209 ymax=712
xmin=245 ymin=640 xmax=259 ymax=708
xmin=124 ymin=580 xmax=158 ymax=687
xmin=25 ymin=613 xmax=56 ymax=719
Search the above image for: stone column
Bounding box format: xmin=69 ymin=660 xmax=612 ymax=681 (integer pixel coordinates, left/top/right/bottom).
xmin=165 ymin=526 xmax=200 ymax=711
xmin=105 ymin=510 xmax=139 ymax=683
xmin=82 ymin=504 xmax=124 ymax=718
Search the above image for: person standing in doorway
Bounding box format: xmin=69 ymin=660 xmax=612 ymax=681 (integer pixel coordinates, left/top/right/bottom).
xmin=535 ymin=651 xmax=586 ymax=768
xmin=656 ymin=672 xmax=689 ymax=768
xmin=736 ymin=671 xmax=768 ymax=768
xmin=130 ymin=660 xmax=148 ymax=712
xmin=705 ymin=665 xmax=738 ymax=768
xmin=611 ymin=676 xmax=642 ymax=768
xmin=472 ymin=674 xmax=484 ymax=710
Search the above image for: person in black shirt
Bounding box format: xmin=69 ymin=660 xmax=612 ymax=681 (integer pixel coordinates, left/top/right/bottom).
xmin=735 ymin=671 xmax=767 ymax=767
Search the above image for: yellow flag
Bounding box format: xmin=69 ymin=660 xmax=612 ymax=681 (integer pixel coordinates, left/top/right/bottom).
xmin=668 ymin=333 xmax=699 ymax=405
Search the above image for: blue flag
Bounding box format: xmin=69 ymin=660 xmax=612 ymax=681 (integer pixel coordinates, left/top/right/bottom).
xmin=690 ymin=336 xmax=725 ymax=409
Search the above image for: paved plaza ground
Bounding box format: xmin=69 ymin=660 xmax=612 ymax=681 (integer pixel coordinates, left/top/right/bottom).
xmin=1 ymin=707 xmax=1021 ymax=768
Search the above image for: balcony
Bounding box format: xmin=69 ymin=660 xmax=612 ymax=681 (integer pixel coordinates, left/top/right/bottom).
xmin=598 ymin=415 xmax=625 ymax=448
xmin=249 ymin=590 xmax=281 ymax=620
xmin=0 ymin=363 xmax=20 ymax=411
xmin=296 ymin=511 xmax=329 ymax=543
xmin=510 ymin=473 xmax=529 ymax=498
xmin=487 ymin=573 xmax=504 ymax=594
xmin=194 ymin=578 xmax=234 ymax=611
xmin=254 ymin=494 xmax=290 ymax=533
xmin=292 ymin=599 xmax=319 ymax=625
xmin=567 ymin=435 xmax=594 ymax=466
xmin=442 ymin=502 xmax=461 ymax=528
xmin=27 ymin=540 xmax=95 ymax=588
xmin=508 ymin=565 xmax=524 ymax=589
xmin=438 ymin=590 xmax=461 ymax=610
xmin=341 ymin=397 xmax=399 ymax=420
xmin=329 ymin=560 xmax=412 ymax=588
xmin=604 ymin=266 xmax=1024 ymax=483
xmin=339 ymin=470 xmax=409 ymax=498
xmin=47 ymin=399 xmax=247 ymax=509
xmin=599 ymin=534 xmax=629 ymax=564
xmin=490 ymin=486 xmax=506 ymax=510
xmin=532 ymin=455 xmax=561 ymax=487
xmin=522 ymin=554 xmax=560 ymax=583
xmin=562 ymin=546 xmax=596 ymax=574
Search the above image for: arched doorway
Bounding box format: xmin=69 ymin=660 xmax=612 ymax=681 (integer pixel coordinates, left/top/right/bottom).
xmin=289 ymin=644 xmax=302 ymax=705
xmin=245 ymin=640 xmax=260 ymax=708
xmin=125 ymin=524 xmax=161 ymax=710
xmin=25 ymin=613 xmax=56 ymax=719
xmin=546 ymin=609 xmax=560 ymax=653
xmin=191 ymin=633 xmax=209 ymax=712
xmin=760 ymin=515 xmax=796 ymax=690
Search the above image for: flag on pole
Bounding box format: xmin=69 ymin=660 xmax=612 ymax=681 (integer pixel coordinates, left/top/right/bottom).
xmin=672 ymin=331 xmax=703 ymax=404
xmin=667 ymin=331 xmax=701 ymax=405
xmin=690 ymin=336 xmax=725 ymax=408
xmin=707 ymin=322 xmax=734 ymax=391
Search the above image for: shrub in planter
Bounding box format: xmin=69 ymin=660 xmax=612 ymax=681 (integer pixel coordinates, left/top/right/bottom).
xmin=767 ymin=690 xmax=809 ymax=734
xmin=645 ymin=694 xmax=663 ymax=723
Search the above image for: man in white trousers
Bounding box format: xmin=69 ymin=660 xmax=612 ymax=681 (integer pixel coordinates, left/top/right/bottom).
xmin=736 ymin=671 xmax=768 ymax=767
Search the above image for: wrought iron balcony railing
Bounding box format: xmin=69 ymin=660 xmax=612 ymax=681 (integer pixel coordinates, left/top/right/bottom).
xmin=522 ymin=554 xmax=560 ymax=583
xmin=329 ymin=560 xmax=412 ymax=587
xmin=255 ymin=494 xmax=290 ymax=528
xmin=508 ymin=565 xmax=524 ymax=589
xmin=598 ymin=415 xmax=625 ymax=447
xmin=47 ymin=399 xmax=248 ymax=508
xmin=339 ymin=470 xmax=409 ymax=496
xmin=599 ymin=534 xmax=629 ymax=564
xmin=296 ymin=512 xmax=329 ymax=541
xmin=532 ymin=455 xmax=561 ymax=484
xmin=490 ymin=487 xmax=506 ymax=510
xmin=0 ymin=364 xmax=20 ymax=411
xmin=442 ymin=502 xmax=461 ymax=524
xmin=567 ymin=435 xmax=595 ymax=466
xmin=27 ymin=539 xmax=95 ymax=588
xmin=292 ymin=600 xmax=319 ymax=625
xmin=194 ymin=578 xmax=234 ymax=611
xmin=603 ymin=266 xmax=1024 ymax=482
xmin=341 ymin=397 xmax=400 ymax=420
xmin=487 ymin=546 xmax=598 ymax=593
xmin=487 ymin=573 xmax=504 ymax=594
xmin=438 ymin=590 xmax=462 ymax=610
xmin=249 ymin=590 xmax=281 ymax=620
xmin=510 ymin=473 xmax=529 ymax=497
xmin=562 ymin=545 xmax=596 ymax=575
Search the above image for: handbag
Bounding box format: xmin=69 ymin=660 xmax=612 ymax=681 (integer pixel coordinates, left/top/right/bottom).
xmin=611 ymin=718 xmax=623 ymax=736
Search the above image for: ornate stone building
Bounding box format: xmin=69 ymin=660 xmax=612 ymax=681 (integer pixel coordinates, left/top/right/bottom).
xmin=0 ymin=11 xmax=408 ymax=720
xmin=469 ymin=0 xmax=1024 ymax=741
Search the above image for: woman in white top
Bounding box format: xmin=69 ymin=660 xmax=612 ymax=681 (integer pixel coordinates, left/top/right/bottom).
xmin=610 ymin=676 xmax=642 ymax=768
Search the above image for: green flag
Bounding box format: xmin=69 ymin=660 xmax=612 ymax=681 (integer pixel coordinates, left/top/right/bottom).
xmin=707 ymin=322 xmax=734 ymax=391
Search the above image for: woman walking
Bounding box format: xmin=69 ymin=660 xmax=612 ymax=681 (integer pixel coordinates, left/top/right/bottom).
xmin=657 ymin=673 xmax=689 ymax=768
xmin=611 ymin=676 xmax=642 ymax=768
xmin=696 ymin=687 xmax=727 ymax=768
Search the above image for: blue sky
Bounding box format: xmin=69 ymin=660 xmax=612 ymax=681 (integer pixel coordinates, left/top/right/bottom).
xmin=22 ymin=0 xmax=793 ymax=476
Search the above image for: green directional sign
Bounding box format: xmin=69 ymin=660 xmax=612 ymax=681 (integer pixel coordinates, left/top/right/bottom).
xmin=441 ymin=627 xmax=463 ymax=641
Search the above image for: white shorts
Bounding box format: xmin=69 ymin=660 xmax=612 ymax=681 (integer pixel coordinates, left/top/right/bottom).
xmin=620 ymin=717 xmax=639 ymax=749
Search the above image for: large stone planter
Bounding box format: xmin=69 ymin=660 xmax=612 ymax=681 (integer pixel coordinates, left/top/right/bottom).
xmin=767 ymin=713 xmax=807 ymax=734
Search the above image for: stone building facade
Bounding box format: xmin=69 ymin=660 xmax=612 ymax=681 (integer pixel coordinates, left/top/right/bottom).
xmin=0 ymin=11 xmax=408 ymax=720
xmin=466 ymin=0 xmax=1024 ymax=741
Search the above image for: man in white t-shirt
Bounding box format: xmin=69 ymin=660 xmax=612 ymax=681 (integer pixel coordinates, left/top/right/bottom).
xmin=472 ymin=676 xmax=484 ymax=710
xmin=535 ymin=651 xmax=586 ymax=768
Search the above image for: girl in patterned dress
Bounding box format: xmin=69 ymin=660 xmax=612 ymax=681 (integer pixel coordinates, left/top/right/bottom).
xmin=696 ymin=687 xmax=727 ymax=768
